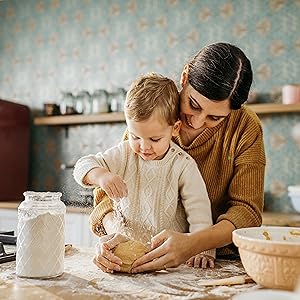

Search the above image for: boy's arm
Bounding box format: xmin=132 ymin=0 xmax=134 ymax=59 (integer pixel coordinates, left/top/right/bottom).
xmin=179 ymin=159 xmax=215 ymax=258
xmin=73 ymin=142 xmax=124 ymax=188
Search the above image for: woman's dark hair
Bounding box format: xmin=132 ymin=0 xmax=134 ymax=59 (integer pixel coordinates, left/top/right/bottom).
xmin=187 ymin=42 xmax=253 ymax=110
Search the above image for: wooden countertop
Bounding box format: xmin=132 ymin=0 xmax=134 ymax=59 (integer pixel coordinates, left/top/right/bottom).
xmin=262 ymin=212 xmax=300 ymax=227
xmin=0 ymin=246 xmax=260 ymax=299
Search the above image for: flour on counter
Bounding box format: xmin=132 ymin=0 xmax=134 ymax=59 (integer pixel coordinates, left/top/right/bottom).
xmin=16 ymin=212 xmax=64 ymax=278
xmin=2 ymin=247 xmax=261 ymax=300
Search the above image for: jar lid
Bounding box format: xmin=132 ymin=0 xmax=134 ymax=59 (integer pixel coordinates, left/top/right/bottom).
xmin=23 ymin=191 xmax=62 ymax=201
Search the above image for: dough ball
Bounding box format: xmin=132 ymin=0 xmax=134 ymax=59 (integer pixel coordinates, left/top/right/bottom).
xmin=113 ymin=240 xmax=148 ymax=273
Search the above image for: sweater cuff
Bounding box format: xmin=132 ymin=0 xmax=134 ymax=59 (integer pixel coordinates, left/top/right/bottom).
xmin=93 ymin=187 xmax=107 ymax=206
xmin=73 ymin=161 xmax=101 ymax=188
xmin=89 ymin=196 xmax=113 ymax=236
xmin=201 ymin=249 xmax=216 ymax=258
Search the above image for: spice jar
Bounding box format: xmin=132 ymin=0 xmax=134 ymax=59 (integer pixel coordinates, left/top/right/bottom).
xmin=16 ymin=191 xmax=66 ymax=278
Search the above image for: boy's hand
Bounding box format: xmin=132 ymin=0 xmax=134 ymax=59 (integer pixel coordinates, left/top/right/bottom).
xmin=186 ymin=254 xmax=215 ymax=269
xmin=98 ymin=172 xmax=128 ymax=200
xmin=93 ymin=233 xmax=129 ymax=273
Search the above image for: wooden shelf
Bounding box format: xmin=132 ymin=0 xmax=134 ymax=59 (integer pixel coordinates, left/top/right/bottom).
xmin=33 ymin=103 xmax=300 ymax=126
xmin=246 ymin=103 xmax=300 ymax=114
xmin=34 ymin=112 xmax=125 ymax=126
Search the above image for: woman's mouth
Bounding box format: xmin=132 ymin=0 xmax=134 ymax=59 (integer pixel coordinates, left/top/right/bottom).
xmin=184 ymin=115 xmax=194 ymax=129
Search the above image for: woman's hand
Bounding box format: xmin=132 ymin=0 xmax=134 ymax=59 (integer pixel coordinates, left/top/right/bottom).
xmin=93 ymin=233 xmax=129 ymax=273
xmin=131 ymin=230 xmax=194 ymax=273
xmin=186 ymin=254 xmax=215 ymax=268
xmin=98 ymin=171 xmax=128 ymax=200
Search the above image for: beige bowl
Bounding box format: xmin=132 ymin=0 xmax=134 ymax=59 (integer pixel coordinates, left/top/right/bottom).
xmin=232 ymin=226 xmax=300 ymax=290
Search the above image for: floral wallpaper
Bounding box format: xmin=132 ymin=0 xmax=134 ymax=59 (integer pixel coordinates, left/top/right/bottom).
xmin=0 ymin=0 xmax=300 ymax=212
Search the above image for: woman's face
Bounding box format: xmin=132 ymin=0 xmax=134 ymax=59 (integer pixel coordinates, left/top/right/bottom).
xmin=179 ymin=78 xmax=232 ymax=134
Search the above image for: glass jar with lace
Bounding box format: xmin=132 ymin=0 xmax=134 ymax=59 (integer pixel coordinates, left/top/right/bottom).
xmin=16 ymin=191 xmax=66 ymax=278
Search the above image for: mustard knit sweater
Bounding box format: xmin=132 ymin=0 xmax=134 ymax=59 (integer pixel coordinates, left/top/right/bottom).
xmin=79 ymin=106 xmax=266 ymax=256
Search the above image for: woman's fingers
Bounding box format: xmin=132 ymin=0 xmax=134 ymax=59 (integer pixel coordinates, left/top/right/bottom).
xmin=131 ymin=255 xmax=168 ymax=273
xmin=151 ymin=230 xmax=168 ymax=249
xmin=131 ymin=243 xmax=170 ymax=273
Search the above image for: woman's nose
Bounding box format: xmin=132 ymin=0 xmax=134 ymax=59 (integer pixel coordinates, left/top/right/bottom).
xmin=191 ymin=113 xmax=206 ymax=129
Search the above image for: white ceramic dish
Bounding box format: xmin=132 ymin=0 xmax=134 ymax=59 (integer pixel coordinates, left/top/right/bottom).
xmin=233 ymin=290 xmax=299 ymax=300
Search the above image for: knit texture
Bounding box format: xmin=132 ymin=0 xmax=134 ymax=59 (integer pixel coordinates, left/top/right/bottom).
xmin=173 ymin=106 xmax=266 ymax=256
xmin=73 ymin=141 xmax=215 ymax=257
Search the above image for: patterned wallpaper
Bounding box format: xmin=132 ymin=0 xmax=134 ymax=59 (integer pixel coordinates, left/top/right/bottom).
xmin=0 ymin=0 xmax=300 ymax=212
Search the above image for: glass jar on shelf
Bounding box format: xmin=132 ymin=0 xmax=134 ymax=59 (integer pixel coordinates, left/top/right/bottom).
xmin=77 ymin=90 xmax=92 ymax=114
xmin=116 ymin=87 xmax=126 ymax=112
xmin=108 ymin=88 xmax=126 ymax=112
xmin=60 ymin=92 xmax=76 ymax=115
xmin=73 ymin=92 xmax=84 ymax=114
xmin=91 ymin=89 xmax=109 ymax=113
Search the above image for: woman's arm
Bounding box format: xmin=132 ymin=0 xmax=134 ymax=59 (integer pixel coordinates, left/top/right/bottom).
xmin=131 ymin=219 xmax=235 ymax=273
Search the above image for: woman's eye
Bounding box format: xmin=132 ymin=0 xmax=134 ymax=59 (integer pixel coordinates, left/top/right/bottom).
xmin=209 ymin=116 xmax=222 ymax=121
xmin=189 ymin=99 xmax=199 ymax=109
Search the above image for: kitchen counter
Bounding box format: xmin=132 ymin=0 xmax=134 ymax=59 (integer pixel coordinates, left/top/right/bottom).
xmin=1 ymin=201 xmax=300 ymax=224
xmin=262 ymin=211 xmax=300 ymax=227
xmin=0 ymin=246 xmax=260 ymax=300
xmin=0 ymin=201 xmax=92 ymax=214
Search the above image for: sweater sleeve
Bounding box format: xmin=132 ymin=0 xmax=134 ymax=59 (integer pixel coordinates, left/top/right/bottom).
xmin=179 ymin=159 xmax=215 ymax=258
xmin=217 ymin=114 xmax=266 ymax=229
xmin=73 ymin=142 xmax=125 ymax=188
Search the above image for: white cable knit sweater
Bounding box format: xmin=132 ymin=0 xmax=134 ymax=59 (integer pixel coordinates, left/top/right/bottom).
xmin=73 ymin=140 xmax=215 ymax=257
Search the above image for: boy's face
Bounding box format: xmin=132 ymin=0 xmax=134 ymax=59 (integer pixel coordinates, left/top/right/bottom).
xmin=126 ymin=111 xmax=181 ymax=161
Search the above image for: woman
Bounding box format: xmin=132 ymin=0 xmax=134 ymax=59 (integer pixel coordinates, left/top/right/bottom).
xmin=85 ymin=42 xmax=266 ymax=273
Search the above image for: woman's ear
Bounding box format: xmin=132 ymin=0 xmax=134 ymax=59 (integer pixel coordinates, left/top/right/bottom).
xmin=180 ymin=64 xmax=189 ymax=87
xmin=172 ymin=120 xmax=182 ymax=136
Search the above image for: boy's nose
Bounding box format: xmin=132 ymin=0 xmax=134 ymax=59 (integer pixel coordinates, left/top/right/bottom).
xmin=140 ymin=140 xmax=151 ymax=150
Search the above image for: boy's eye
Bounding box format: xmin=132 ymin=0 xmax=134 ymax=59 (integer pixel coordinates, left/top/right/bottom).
xmin=150 ymin=138 xmax=161 ymax=142
xmin=131 ymin=134 xmax=139 ymax=140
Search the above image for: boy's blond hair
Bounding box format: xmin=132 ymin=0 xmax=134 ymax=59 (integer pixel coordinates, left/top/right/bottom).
xmin=125 ymin=72 xmax=180 ymax=125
